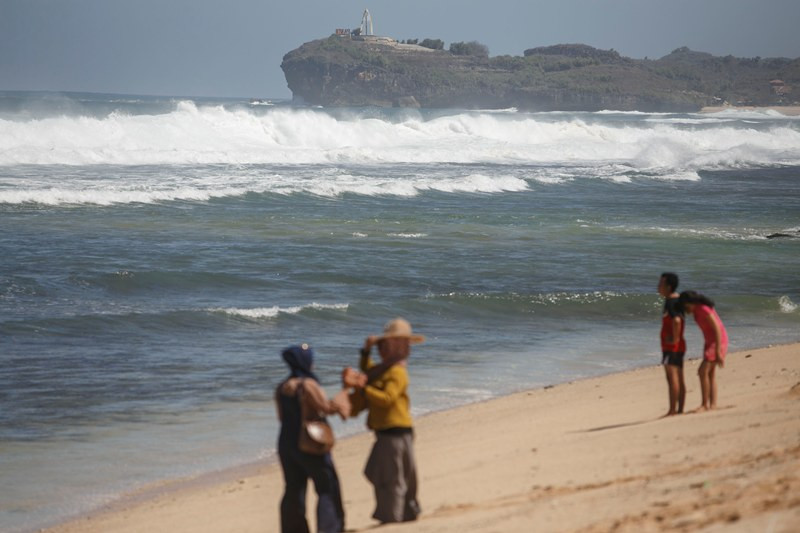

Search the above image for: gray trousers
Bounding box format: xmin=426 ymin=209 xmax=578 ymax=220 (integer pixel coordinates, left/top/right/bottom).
xmin=364 ymin=430 xmax=420 ymax=523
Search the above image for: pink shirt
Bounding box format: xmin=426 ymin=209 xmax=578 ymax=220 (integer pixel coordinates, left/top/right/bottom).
xmin=694 ymin=304 xmax=728 ymax=361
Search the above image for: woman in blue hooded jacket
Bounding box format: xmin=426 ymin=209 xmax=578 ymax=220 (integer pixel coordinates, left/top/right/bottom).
xmin=276 ymin=344 xmax=349 ymax=533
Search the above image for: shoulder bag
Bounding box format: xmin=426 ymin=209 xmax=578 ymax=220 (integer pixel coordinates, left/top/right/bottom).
xmin=298 ymin=381 xmax=335 ymax=455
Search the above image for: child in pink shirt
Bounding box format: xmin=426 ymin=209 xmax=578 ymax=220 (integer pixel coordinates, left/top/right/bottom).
xmin=679 ymin=291 xmax=729 ymax=411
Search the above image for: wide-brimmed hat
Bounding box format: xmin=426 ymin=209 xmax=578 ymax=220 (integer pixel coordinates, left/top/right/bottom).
xmin=376 ymin=317 xmax=425 ymax=344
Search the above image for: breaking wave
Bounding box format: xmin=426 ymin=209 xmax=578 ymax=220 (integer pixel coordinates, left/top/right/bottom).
xmin=2 ymin=100 xmax=799 ymax=168
xmin=210 ymin=302 xmax=349 ymax=320
xmin=0 ymin=172 xmax=531 ymax=205
xmin=779 ymin=296 xmax=798 ymax=313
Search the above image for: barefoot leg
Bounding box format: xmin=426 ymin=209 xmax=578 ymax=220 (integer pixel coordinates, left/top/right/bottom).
xmin=709 ymin=361 xmax=718 ymax=409
xmin=697 ymin=360 xmax=711 ymax=410
xmin=664 ymin=365 xmax=680 ymax=416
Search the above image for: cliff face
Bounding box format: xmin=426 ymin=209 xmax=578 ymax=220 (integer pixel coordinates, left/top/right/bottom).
xmin=281 ymin=37 xmax=800 ymax=111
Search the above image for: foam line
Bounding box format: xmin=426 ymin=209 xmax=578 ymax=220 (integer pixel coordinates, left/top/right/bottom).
xmin=1 ymin=103 xmax=798 ymax=167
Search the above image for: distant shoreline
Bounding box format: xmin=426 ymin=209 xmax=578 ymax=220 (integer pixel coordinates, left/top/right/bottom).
xmin=700 ymin=105 xmax=800 ymax=116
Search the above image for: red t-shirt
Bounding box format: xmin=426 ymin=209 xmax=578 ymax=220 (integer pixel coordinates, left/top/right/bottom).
xmin=660 ymin=297 xmax=686 ymax=353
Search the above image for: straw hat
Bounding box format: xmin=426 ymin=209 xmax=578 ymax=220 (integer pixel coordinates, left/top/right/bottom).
xmin=376 ymin=317 xmax=425 ymax=344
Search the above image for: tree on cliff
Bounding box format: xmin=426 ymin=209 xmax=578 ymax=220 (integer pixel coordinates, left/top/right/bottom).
xmin=419 ymin=38 xmax=444 ymax=50
xmin=450 ymin=41 xmax=489 ymax=57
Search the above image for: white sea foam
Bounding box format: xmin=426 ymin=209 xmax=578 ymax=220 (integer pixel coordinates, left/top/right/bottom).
xmin=538 ymin=291 xmax=625 ymax=304
xmin=603 ymin=224 xmax=768 ymax=241
xmin=595 ymin=109 xmax=670 ymax=116
xmin=1 ymin=102 xmax=798 ymax=168
xmin=388 ymin=232 xmax=427 ymax=238
xmin=655 ymin=171 xmax=702 ymax=181
xmin=531 ymin=176 xmax=569 ymax=184
xmin=0 ymin=185 xmax=254 ymax=206
xmin=475 ymin=107 xmax=518 ymax=114
xmin=644 ymin=117 xmax=738 ymax=125
xmin=0 ymin=171 xmax=530 ymax=205
xmin=2 ymin=103 xmax=799 ymax=205
xmin=778 ymin=296 xmax=798 ymax=313
xmin=211 ymin=302 xmax=348 ymax=319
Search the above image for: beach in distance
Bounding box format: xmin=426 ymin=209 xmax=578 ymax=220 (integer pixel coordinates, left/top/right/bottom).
xmin=45 ymin=343 xmax=800 ymax=533
xmin=700 ymin=106 xmax=800 ymax=116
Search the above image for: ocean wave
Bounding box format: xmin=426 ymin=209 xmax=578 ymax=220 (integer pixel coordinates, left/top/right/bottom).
xmin=0 ymin=303 xmax=351 ymax=338
xmin=595 ymin=109 xmax=672 ymax=116
xmin=1 ymin=102 xmax=798 ymax=168
xmin=427 ymin=290 xmax=653 ymax=320
xmin=275 ymin=172 xmax=529 ymax=198
xmin=0 ymin=185 xmax=255 ymax=206
xmin=427 ymin=291 xmax=800 ymax=324
xmin=387 ymin=233 xmax=428 ymax=239
xmin=531 ymin=175 xmax=569 ymax=185
xmin=88 ymin=270 xmax=266 ymax=292
xmin=644 ymin=117 xmax=738 ymax=125
xmin=596 ymin=224 xmax=769 ymax=241
xmin=778 ymin=295 xmax=798 ymax=313
xmin=0 ymin=171 xmax=530 ymax=205
xmin=210 ymin=303 xmax=349 ymax=319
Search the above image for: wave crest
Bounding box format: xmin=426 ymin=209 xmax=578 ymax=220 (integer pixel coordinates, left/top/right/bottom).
xmin=0 ymin=171 xmax=531 ymax=205
xmin=2 ymin=104 xmax=798 ymax=168
xmin=210 ymin=302 xmax=349 ymax=319
xmin=778 ymin=296 xmax=798 ymax=313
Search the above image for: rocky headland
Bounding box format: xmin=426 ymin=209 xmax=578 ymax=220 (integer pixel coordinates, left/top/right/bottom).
xmin=281 ymin=36 xmax=800 ymax=111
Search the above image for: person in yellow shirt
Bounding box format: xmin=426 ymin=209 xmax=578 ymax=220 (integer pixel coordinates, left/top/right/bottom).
xmin=343 ymin=318 xmax=425 ymax=524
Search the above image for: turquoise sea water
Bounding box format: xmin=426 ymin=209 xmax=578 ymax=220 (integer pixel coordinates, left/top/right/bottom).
xmin=1 ymin=91 xmax=799 ymax=532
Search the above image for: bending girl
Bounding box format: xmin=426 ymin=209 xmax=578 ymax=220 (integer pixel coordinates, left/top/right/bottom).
xmin=679 ymin=291 xmax=729 ymax=411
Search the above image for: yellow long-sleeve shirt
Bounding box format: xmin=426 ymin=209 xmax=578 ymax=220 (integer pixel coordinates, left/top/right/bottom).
xmin=349 ymin=355 xmax=412 ymax=431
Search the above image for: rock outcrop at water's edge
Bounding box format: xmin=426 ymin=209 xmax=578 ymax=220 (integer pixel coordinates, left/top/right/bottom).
xmin=281 ymin=37 xmax=800 ymax=111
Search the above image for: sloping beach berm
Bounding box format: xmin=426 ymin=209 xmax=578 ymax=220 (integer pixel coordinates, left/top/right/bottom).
xmin=46 ymin=343 xmax=800 ymax=533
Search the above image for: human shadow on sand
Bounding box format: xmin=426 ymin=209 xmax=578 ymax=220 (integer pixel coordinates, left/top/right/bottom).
xmin=579 ymin=419 xmax=652 ymax=432
xmin=579 ymin=404 xmax=736 ymax=433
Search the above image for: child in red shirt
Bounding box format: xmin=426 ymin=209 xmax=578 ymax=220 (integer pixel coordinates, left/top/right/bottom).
xmin=658 ymin=273 xmax=686 ymax=416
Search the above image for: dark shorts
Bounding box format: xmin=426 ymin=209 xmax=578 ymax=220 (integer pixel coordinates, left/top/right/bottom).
xmin=662 ymin=351 xmax=685 ymax=368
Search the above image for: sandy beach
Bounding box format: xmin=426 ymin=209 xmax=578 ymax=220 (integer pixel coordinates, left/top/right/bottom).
xmin=700 ymin=105 xmax=800 ymax=116
xmin=44 ymin=343 xmax=800 ymax=533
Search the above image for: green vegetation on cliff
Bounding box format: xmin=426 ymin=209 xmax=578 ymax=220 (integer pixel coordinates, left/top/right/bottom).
xmin=281 ymin=36 xmax=800 ymax=111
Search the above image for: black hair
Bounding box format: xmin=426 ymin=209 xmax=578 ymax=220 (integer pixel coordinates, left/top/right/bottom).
xmin=678 ymin=290 xmax=715 ymax=308
xmin=660 ymin=272 xmax=679 ymax=292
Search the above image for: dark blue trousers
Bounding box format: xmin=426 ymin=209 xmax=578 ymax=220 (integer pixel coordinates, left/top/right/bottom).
xmin=279 ymin=446 xmax=344 ymax=533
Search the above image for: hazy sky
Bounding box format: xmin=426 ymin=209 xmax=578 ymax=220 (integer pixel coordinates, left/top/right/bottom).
xmin=2 ymin=0 xmax=799 ymax=98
